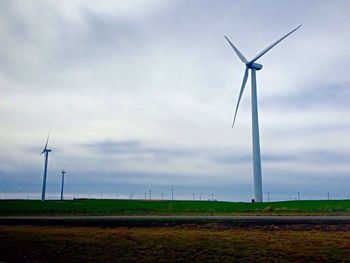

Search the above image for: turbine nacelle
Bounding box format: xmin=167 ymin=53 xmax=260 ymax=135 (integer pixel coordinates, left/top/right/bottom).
xmin=40 ymin=148 xmax=52 ymax=154
xmin=247 ymin=62 xmax=263 ymax=70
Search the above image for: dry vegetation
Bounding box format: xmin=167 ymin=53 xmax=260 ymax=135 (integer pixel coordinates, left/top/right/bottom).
xmin=1 ymin=224 xmax=350 ymax=262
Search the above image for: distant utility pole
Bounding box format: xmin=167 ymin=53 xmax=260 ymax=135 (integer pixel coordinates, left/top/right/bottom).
xmin=130 ymin=193 xmax=134 ymax=200
xmin=327 ymin=192 xmax=330 ymax=200
xmin=161 ymin=192 xmax=163 ymax=200
xmin=211 ymin=194 xmax=214 ymax=201
xmin=144 ymin=192 xmax=147 ymax=200
xmin=200 ymin=196 xmax=202 ymax=201
xmin=193 ymin=193 xmax=195 ymax=200
xmin=267 ymin=192 xmax=270 ymax=202
xmin=100 ymin=192 xmax=102 ymax=199
xmin=297 ymin=192 xmax=300 ymax=201
xmin=116 ymin=193 xmax=118 ymax=199
xmin=149 ymin=190 xmax=152 ymax=200
xmin=171 ymin=188 xmax=174 ymax=200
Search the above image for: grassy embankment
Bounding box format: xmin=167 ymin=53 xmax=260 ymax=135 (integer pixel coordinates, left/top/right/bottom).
xmin=1 ymin=199 xmax=350 ymax=215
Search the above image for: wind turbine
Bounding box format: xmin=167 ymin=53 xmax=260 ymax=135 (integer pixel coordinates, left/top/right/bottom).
xmin=60 ymin=169 xmax=66 ymax=200
xmin=40 ymin=130 xmax=52 ymax=201
xmin=225 ymin=25 xmax=302 ymax=202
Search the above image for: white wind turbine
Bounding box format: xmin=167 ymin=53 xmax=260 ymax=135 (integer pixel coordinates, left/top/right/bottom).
xmin=60 ymin=169 xmax=66 ymax=201
xmin=225 ymin=25 xmax=302 ymax=202
xmin=40 ymin=130 xmax=52 ymax=201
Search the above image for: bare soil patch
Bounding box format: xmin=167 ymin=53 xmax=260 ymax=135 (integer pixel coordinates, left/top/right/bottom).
xmin=1 ymin=224 xmax=350 ymax=262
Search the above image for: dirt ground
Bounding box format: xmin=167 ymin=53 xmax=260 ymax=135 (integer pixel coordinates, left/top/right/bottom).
xmin=1 ymin=224 xmax=350 ymax=262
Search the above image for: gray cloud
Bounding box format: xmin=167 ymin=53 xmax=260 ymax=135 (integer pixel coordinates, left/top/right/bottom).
xmin=81 ymin=140 xmax=192 ymax=159
xmin=264 ymin=82 xmax=350 ymax=110
xmin=1 ymin=0 xmax=350 ymax=201
xmin=210 ymin=149 xmax=350 ymax=166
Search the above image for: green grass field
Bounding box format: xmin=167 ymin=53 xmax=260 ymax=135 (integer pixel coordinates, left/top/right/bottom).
xmin=1 ymin=199 xmax=350 ymax=215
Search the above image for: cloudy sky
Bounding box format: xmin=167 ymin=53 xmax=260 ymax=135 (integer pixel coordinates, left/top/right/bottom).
xmin=1 ymin=0 xmax=349 ymax=201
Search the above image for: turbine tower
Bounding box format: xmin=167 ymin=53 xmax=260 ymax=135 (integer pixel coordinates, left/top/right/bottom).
xmin=60 ymin=169 xmax=66 ymax=200
xmin=40 ymin=130 xmax=52 ymax=201
xmin=225 ymin=25 xmax=301 ymax=202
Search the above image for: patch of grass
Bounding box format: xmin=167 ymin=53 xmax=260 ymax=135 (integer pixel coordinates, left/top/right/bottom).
xmin=262 ymin=206 xmax=273 ymax=212
xmin=1 ymin=199 xmax=350 ymax=215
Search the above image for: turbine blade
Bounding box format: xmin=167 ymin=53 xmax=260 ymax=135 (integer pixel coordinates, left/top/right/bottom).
xmin=248 ymin=25 xmax=302 ymax=64
xmin=224 ymin=36 xmax=248 ymax=63
xmin=44 ymin=129 xmax=51 ymax=150
xmin=232 ymin=67 xmax=249 ymax=128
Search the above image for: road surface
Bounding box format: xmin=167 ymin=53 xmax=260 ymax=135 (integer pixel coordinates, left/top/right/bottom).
xmin=1 ymin=215 xmax=350 ymax=226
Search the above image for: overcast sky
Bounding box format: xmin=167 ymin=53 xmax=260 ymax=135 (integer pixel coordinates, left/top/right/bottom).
xmin=1 ymin=0 xmax=349 ymax=201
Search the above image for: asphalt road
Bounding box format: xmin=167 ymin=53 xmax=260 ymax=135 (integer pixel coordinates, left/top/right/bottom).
xmin=1 ymin=215 xmax=350 ymax=226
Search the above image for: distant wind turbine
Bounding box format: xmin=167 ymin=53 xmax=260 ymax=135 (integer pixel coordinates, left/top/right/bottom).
xmin=60 ymin=169 xmax=66 ymax=201
xmin=40 ymin=130 xmax=52 ymax=201
xmin=225 ymin=25 xmax=302 ymax=202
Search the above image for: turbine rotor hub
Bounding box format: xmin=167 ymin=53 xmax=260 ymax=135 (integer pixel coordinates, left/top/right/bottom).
xmin=247 ymin=62 xmax=263 ymax=70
